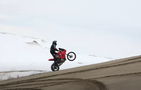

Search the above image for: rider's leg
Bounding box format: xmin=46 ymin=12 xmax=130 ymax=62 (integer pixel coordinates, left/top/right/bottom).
xmin=52 ymin=53 xmax=58 ymax=63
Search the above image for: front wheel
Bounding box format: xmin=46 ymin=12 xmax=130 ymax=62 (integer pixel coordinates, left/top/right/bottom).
xmin=67 ymin=52 xmax=76 ymax=61
xmin=51 ymin=63 xmax=59 ymax=71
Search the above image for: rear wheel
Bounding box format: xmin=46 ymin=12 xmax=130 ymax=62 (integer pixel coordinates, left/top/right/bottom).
xmin=67 ymin=52 xmax=76 ymax=61
xmin=51 ymin=63 xmax=59 ymax=71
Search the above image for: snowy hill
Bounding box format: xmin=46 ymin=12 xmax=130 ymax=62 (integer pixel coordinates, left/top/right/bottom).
xmin=0 ymin=70 xmax=46 ymax=80
xmin=0 ymin=32 xmax=110 ymax=80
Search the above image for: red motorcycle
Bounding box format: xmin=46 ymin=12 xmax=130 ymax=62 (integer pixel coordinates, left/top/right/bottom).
xmin=48 ymin=48 xmax=76 ymax=71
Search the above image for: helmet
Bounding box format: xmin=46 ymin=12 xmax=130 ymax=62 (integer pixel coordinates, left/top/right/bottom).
xmin=53 ymin=40 xmax=57 ymax=45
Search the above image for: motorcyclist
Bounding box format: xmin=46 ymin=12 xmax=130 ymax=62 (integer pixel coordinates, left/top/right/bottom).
xmin=50 ymin=40 xmax=59 ymax=61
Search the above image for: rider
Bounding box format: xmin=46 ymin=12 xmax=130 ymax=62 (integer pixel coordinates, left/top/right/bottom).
xmin=50 ymin=40 xmax=59 ymax=61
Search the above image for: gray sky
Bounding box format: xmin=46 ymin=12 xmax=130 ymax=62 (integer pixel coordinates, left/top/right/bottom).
xmin=0 ymin=0 xmax=141 ymax=58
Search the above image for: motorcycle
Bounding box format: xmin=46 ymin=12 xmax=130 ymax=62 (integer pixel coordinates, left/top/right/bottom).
xmin=48 ymin=48 xmax=76 ymax=71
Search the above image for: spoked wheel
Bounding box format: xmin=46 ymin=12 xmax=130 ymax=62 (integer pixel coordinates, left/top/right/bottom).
xmin=67 ymin=52 xmax=76 ymax=61
xmin=51 ymin=63 xmax=59 ymax=71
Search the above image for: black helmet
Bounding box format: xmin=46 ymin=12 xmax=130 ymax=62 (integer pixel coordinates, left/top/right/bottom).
xmin=52 ymin=40 xmax=57 ymax=45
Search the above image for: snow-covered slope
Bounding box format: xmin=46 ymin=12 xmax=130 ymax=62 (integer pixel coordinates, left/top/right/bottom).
xmin=0 ymin=32 xmax=50 ymax=71
xmin=0 ymin=32 xmax=110 ymax=80
xmin=0 ymin=70 xmax=46 ymax=80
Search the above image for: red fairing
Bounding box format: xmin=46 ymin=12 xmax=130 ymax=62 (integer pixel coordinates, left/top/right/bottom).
xmin=58 ymin=50 xmax=66 ymax=59
xmin=48 ymin=49 xmax=66 ymax=61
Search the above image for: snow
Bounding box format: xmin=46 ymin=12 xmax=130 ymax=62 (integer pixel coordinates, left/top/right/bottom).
xmin=0 ymin=0 xmax=141 ymax=81
xmin=0 ymin=32 xmax=111 ymax=80
xmin=0 ymin=70 xmax=45 ymax=80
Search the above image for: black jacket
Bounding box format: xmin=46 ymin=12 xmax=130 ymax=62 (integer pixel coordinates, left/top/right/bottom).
xmin=50 ymin=44 xmax=58 ymax=54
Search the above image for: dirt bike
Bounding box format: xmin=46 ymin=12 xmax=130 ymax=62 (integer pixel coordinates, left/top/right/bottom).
xmin=48 ymin=48 xmax=76 ymax=71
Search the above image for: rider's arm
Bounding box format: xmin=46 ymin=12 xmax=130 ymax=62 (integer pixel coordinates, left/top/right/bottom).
xmin=54 ymin=44 xmax=58 ymax=51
